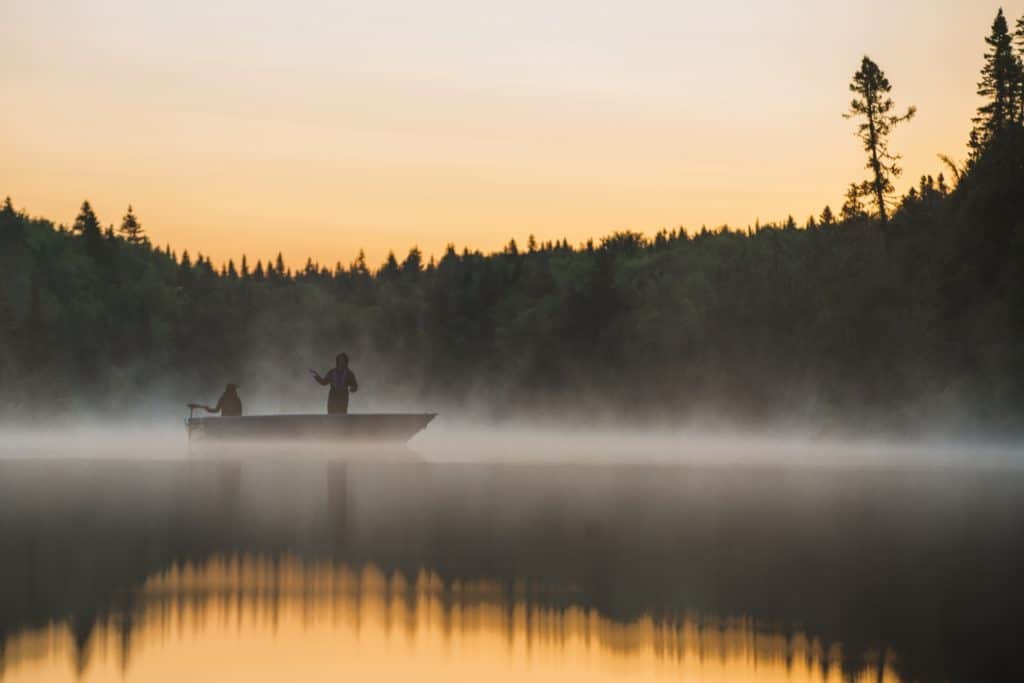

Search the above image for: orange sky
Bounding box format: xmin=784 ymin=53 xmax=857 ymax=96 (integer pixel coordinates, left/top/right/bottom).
xmin=2 ymin=1 xmax=1019 ymax=269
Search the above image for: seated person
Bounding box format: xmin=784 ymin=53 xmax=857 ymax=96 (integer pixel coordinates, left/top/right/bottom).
xmin=193 ymin=383 xmax=242 ymax=417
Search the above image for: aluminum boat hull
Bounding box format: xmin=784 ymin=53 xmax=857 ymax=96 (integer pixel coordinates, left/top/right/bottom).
xmin=186 ymin=413 xmax=436 ymax=445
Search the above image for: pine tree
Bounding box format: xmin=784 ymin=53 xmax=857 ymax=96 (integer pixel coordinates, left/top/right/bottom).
xmin=351 ymin=250 xmax=369 ymax=277
xmin=72 ymin=200 xmax=102 ymax=238
xmin=402 ymin=247 xmax=422 ymax=274
xmin=1015 ymin=12 xmax=1024 ymax=123
xmin=241 ymin=255 xmax=250 ymax=278
xmin=0 ymin=197 xmax=21 ymax=245
xmin=119 ymin=205 xmax=146 ymax=244
xmin=844 ymin=56 xmax=916 ymax=224
xmin=841 ymin=182 xmax=870 ymax=222
xmin=274 ymin=252 xmax=286 ymax=279
xmin=900 ymin=187 xmax=920 ymax=211
xmin=919 ymin=175 xmax=935 ymax=198
xmin=971 ymin=9 xmax=1020 ymax=155
xmin=820 ymin=206 xmax=836 ymax=226
xmin=380 ymin=251 xmax=400 ymax=279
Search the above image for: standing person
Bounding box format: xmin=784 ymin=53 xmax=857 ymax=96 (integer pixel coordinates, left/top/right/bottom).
xmin=311 ymin=353 xmax=359 ymax=415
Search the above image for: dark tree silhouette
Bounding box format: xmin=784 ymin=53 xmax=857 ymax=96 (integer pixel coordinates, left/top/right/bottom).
xmin=72 ymin=200 xmax=102 ymax=238
xmin=350 ymin=250 xmax=369 ymax=278
xmin=841 ymin=182 xmax=869 ymax=222
xmin=971 ymin=9 xmax=1021 ymax=155
xmin=845 ymin=56 xmax=916 ymax=224
xmin=119 ymin=205 xmax=145 ymax=244
xmin=380 ymin=251 xmax=400 ymax=280
xmin=0 ymin=197 xmax=18 ymax=245
xmin=402 ymin=247 xmax=423 ymax=274
xmin=1015 ymin=11 xmax=1024 ymax=123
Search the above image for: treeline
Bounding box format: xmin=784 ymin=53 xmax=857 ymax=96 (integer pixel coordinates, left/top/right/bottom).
xmin=1 ymin=10 xmax=1023 ymax=427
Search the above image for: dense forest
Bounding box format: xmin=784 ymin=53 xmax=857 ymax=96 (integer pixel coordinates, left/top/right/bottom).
xmin=2 ymin=10 xmax=1024 ymax=429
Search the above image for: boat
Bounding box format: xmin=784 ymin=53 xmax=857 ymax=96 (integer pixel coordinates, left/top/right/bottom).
xmin=186 ymin=412 xmax=436 ymax=447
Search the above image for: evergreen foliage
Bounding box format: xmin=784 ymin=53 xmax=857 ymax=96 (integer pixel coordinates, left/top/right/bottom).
xmin=119 ymin=205 xmax=145 ymax=244
xmin=845 ymin=56 xmax=916 ymax=223
xmin=971 ymin=9 xmax=1022 ymax=155
xmin=1016 ymin=11 xmax=1024 ymax=123
xmin=72 ymin=200 xmax=101 ymax=238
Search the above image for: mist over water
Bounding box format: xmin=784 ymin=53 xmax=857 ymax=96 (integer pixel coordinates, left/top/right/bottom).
xmin=2 ymin=415 xmax=1022 ymax=471
xmin=5 ymin=354 xmax=1022 ymax=683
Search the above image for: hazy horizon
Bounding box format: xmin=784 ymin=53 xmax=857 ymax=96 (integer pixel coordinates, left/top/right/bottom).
xmin=3 ymin=0 xmax=1018 ymax=267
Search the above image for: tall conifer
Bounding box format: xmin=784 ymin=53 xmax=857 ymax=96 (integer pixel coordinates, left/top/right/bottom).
xmin=971 ymin=9 xmax=1020 ymax=154
xmin=845 ymin=56 xmax=916 ymax=224
xmin=1015 ymin=12 xmax=1024 ymax=123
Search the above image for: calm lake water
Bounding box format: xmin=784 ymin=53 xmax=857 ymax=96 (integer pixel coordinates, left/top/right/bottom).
xmin=1 ymin=457 xmax=1022 ymax=682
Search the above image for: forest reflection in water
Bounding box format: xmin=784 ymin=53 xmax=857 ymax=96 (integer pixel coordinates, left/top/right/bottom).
xmin=2 ymin=556 xmax=898 ymax=683
xmin=2 ymin=457 xmax=1021 ymax=682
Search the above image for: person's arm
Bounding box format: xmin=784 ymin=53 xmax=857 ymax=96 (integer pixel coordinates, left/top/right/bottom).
xmin=347 ymin=371 xmax=358 ymax=393
xmin=204 ymin=396 xmax=223 ymax=414
xmin=311 ymin=369 xmax=330 ymax=386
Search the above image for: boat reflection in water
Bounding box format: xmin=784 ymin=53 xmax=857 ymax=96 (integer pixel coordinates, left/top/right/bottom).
xmin=3 ymin=556 xmax=897 ymax=683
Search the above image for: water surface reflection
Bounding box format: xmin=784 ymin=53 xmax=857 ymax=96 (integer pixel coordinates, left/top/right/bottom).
xmin=1 ymin=459 xmax=1021 ymax=682
xmin=4 ymin=556 xmax=897 ymax=682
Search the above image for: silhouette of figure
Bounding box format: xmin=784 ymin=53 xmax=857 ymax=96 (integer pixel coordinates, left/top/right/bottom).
xmin=195 ymin=383 xmax=242 ymax=417
xmin=311 ymin=353 xmax=358 ymax=415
